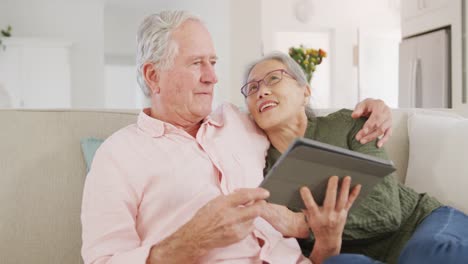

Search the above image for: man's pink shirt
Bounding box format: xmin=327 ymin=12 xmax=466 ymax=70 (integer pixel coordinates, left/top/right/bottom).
xmin=81 ymin=103 xmax=310 ymax=263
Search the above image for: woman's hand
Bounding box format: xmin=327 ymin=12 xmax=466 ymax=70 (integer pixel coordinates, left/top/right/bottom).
xmin=303 ymin=176 xmax=361 ymax=264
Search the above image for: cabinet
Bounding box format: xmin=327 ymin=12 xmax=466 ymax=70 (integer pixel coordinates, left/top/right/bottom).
xmin=402 ymin=0 xmax=451 ymax=21
xmin=0 ymin=38 xmax=72 ymax=108
xmin=400 ymin=0 xmax=465 ymax=111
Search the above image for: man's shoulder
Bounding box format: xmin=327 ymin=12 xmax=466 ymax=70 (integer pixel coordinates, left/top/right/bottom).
xmin=213 ymin=102 xmax=268 ymax=144
xmin=98 ymin=124 xmax=140 ymax=152
xmin=214 ymin=102 xmax=256 ymax=126
xmin=215 ymin=102 xmax=246 ymax=116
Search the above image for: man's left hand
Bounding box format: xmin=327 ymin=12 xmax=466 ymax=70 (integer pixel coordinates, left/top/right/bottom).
xmin=351 ymin=98 xmax=392 ymax=148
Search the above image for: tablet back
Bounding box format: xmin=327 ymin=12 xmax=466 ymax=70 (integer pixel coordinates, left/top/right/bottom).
xmin=260 ymin=138 xmax=396 ymax=210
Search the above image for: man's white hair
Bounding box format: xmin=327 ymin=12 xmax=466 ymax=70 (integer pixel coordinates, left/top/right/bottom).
xmin=136 ymin=10 xmax=201 ymax=97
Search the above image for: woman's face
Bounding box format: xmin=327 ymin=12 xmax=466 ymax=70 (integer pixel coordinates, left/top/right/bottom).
xmin=245 ymin=59 xmax=310 ymax=131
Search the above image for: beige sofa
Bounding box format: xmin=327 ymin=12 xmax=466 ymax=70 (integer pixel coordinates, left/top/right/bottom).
xmin=0 ymin=108 xmax=461 ymax=264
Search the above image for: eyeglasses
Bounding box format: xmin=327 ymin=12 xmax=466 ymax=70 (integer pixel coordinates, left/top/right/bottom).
xmin=241 ymin=69 xmax=295 ymax=97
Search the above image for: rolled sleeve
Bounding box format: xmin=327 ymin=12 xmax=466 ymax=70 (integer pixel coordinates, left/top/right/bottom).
xmin=89 ymin=246 xmax=152 ymax=264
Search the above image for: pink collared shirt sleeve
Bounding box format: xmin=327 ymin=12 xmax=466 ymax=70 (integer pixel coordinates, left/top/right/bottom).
xmin=81 ymin=141 xmax=150 ymax=264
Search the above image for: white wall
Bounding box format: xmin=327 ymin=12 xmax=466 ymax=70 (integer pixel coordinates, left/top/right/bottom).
xmin=0 ymin=0 xmax=106 ymax=108
xmin=229 ymin=0 xmax=262 ymax=107
xmin=261 ymin=0 xmax=401 ymax=108
xmin=104 ymin=5 xmax=140 ymax=57
xmin=0 ymin=0 xmax=404 ymax=110
xmin=359 ymin=28 xmax=400 ymax=107
xmin=103 ymin=0 xmax=231 ymax=109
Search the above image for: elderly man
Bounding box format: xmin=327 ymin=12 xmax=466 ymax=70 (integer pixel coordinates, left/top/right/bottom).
xmin=81 ymin=11 xmax=392 ymax=264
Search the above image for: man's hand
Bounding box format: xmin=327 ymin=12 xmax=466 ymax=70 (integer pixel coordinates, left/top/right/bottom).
xmin=352 ymin=98 xmax=392 ymax=148
xmin=147 ymin=188 xmax=269 ymax=264
xmin=260 ymin=203 xmax=309 ymax=239
xmin=186 ymin=188 xmax=269 ymax=249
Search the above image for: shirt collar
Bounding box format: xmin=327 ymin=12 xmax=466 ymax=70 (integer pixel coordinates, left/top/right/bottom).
xmin=137 ymin=107 xmax=225 ymax=138
xmin=203 ymin=105 xmax=224 ymax=127
xmin=137 ymin=108 xmax=165 ymax=137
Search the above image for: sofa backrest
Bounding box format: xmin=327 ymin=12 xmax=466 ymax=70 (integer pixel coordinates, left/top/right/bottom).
xmin=0 ymin=107 xmax=455 ymax=264
xmin=0 ymin=109 xmax=138 ymax=264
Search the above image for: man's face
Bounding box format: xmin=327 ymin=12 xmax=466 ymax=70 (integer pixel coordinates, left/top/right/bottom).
xmin=156 ymin=20 xmax=218 ymax=123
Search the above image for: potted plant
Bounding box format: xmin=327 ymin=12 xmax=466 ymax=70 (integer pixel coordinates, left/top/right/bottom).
xmin=0 ymin=25 xmax=13 ymax=51
xmin=289 ymin=45 xmax=327 ymax=83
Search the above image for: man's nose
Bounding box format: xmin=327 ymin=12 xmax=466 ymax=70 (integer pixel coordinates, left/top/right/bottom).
xmin=201 ymin=63 xmax=218 ymax=84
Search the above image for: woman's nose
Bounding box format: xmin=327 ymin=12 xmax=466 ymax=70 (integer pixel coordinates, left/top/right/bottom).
xmin=256 ymin=83 xmax=272 ymax=99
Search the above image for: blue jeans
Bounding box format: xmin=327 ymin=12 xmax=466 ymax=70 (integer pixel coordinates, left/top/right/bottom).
xmin=398 ymin=206 xmax=468 ymax=264
xmin=324 ymin=206 xmax=468 ymax=264
xmin=323 ymin=254 xmax=382 ymax=264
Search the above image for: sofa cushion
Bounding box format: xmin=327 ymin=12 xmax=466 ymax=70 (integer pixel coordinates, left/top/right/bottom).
xmin=406 ymin=113 xmax=468 ymax=213
xmin=80 ymin=137 xmax=104 ymax=172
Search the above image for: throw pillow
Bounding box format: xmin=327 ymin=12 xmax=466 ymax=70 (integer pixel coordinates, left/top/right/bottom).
xmin=406 ymin=113 xmax=468 ymax=213
xmin=80 ymin=137 xmax=104 ymax=172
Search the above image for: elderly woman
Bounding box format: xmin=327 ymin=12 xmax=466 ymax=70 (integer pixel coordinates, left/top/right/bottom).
xmin=241 ymin=52 xmax=468 ymax=264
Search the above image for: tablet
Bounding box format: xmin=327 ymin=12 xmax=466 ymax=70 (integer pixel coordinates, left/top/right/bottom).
xmin=259 ymin=137 xmax=396 ymax=210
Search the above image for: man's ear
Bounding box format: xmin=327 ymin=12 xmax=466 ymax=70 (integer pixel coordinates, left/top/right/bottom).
xmin=143 ymin=62 xmax=160 ymax=94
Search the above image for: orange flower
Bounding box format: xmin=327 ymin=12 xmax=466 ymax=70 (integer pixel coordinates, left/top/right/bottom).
xmin=319 ymin=49 xmax=327 ymax=57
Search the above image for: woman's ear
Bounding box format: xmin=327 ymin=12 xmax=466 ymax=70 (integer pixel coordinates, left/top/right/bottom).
xmin=304 ymin=85 xmax=312 ymax=104
xmin=143 ymin=62 xmax=160 ymax=95
xmin=304 ymin=85 xmax=311 ymax=98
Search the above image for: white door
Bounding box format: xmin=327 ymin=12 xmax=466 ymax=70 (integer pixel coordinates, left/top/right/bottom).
xmin=0 ymin=38 xmax=72 ymax=108
xmin=0 ymin=45 xmax=23 ymax=107
xmin=21 ymin=46 xmax=71 ymax=108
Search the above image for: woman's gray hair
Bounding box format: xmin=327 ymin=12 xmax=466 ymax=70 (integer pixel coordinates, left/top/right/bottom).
xmin=136 ymin=11 xmax=201 ymax=97
xmin=243 ymin=51 xmax=315 ymax=117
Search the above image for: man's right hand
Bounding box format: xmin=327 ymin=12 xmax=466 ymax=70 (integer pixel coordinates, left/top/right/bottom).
xmin=186 ymin=188 xmax=270 ymax=249
xmin=146 ymin=188 xmax=270 ymax=264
